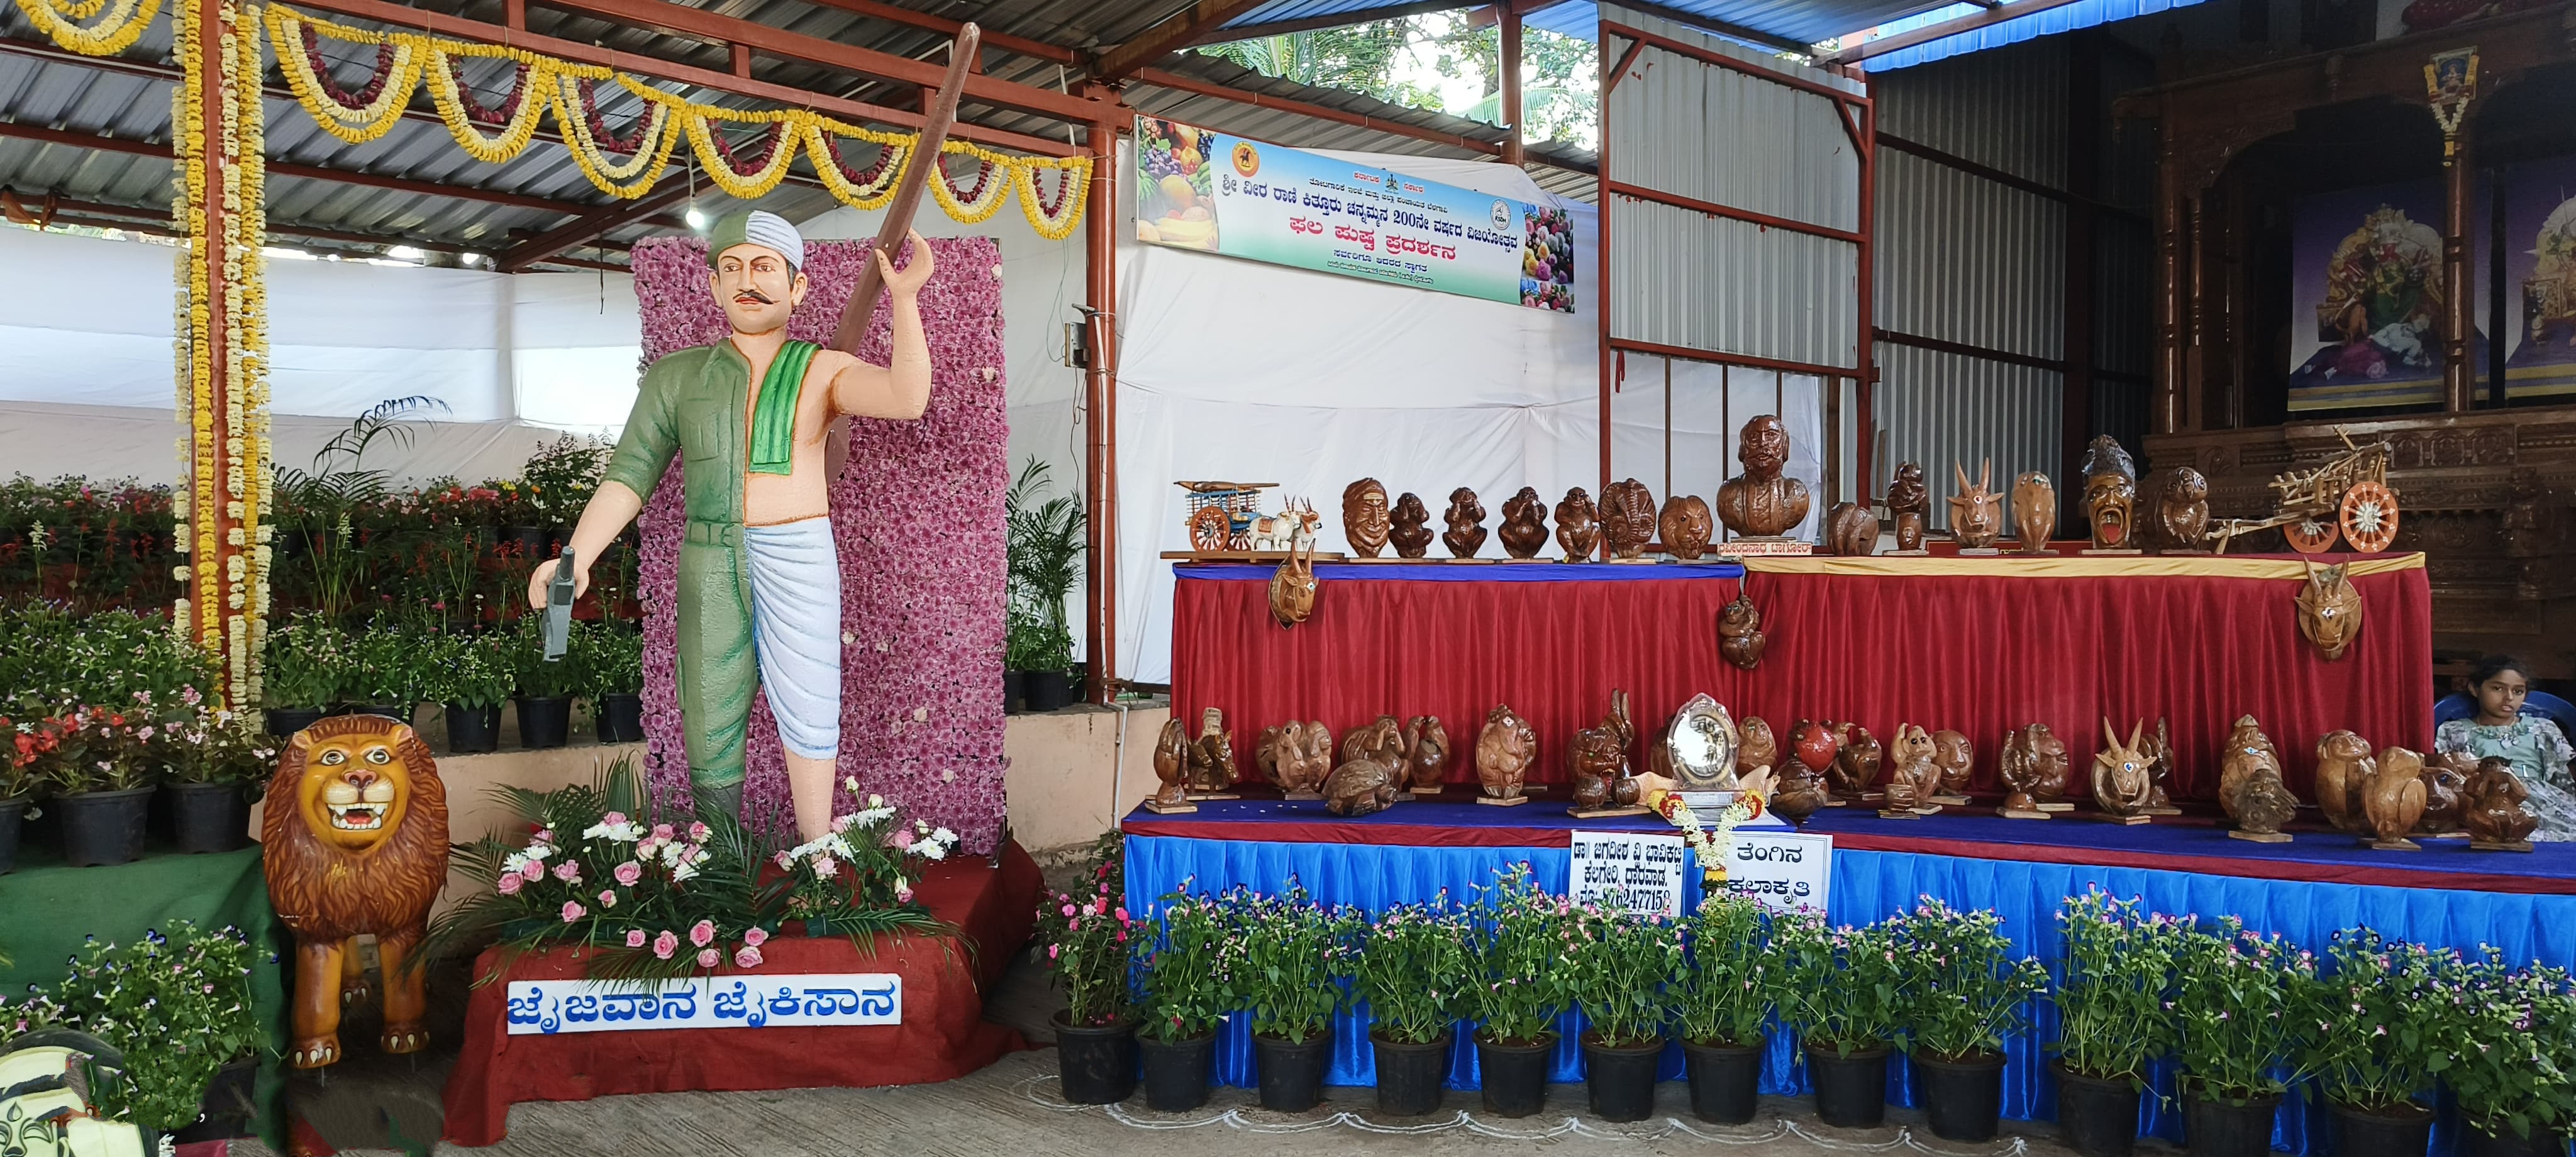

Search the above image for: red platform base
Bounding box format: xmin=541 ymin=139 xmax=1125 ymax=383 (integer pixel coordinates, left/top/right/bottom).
xmin=440 ymin=841 xmax=1041 ymax=1146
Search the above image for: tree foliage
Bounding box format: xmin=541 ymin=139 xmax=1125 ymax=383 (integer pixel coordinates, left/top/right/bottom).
xmin=1194 ymin=14 xmax=1599 ymax=148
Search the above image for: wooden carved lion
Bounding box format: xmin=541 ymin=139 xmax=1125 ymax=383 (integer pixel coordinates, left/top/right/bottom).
xmin=262 ymin=714 xmax=450 ymax=1070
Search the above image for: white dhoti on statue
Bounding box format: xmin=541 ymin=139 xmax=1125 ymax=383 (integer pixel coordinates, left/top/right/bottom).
xmin=744 ymin=518 xmax=843 ymax=759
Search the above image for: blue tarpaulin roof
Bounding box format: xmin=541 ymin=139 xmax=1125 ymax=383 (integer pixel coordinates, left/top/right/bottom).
xmin=1855 ymin=0 xmax=2209 ymax=68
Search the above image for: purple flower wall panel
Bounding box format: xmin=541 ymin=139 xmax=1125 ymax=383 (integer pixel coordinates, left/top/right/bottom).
xmin=628 ymin=235 xmax=1008 ymax=852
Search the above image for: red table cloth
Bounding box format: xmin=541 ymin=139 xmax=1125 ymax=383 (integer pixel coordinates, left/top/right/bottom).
xmin=441 ymin=842 xmax=1040 ymax=1146
xmin=1169 ymin=553 xmax=2431 ymax=805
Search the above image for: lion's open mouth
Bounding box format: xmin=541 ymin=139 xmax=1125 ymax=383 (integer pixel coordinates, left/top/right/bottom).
xmin=326 ymin=802 xmax=384 ymax=831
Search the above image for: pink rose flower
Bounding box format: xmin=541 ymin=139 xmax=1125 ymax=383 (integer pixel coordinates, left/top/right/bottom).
xmin=519 ymin=862 xmax=546 ymax=883
xmin=775 ymin=851 xmax=794 ymax=871
xmin=602 ymin=811 xmax=628 ymax=827
xmin=697 ymin=948 xmax=721 ymax=969
xmin=652 ymin=822 xmax=675 ymax=841
xmin=597 ymin=889 xmax=618 ymax=909
xmin=891 ymin=828 xmax=914 ymax=850
xmin=742 ymin=927 xmax=769 ymax=948
xmin=560 ymin=900 xmax=586 ymax=922
xmin=496 ymin=873 xmax=523 ymax=895
xmin=1047 ymin=944 xmax=1060 ymax=960
xmin=552 ymin=861 xmax=582 ymax=883
xmin=688 ymin=821 xmax=711 ymax=843
xmin=626 ymin=929 xmax=647 ymax=948
xmin=734 ymin=946 xmax=763 ymax=968
xmin=894 ymin=886 xmax=914 ymax=904
xmin=653 ymin=930 xmax=679 ymax=960
xmin=614 ymin=861 xmax=643 ymax=887
xmin=690 ymin=919 xmax=716 ymax=947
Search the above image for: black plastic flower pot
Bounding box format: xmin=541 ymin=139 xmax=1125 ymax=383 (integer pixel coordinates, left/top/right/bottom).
xmin=1683 ymin=1039 xmax=1764 ymax=1125
xmin=1052 ymin=1011 xmax=1138 ymax=1105
xmin=1582 ymin=1033 xmax=1665 ymax=1123
xmin=2183 ymin=1090 xmax=2281 ymax=1157
xmin=2053 ymin=1061 xmax=2143 ymax=1157
xmin=1254 ymin=1031 xmax=1332 ymax=1112
xmin=1371 ymin=1029 xmax=1451 ymax=1116
xmin=1023 ymin=670 xmax=1074 ymax=713
xmin=1003 ymin=670 xmax=1025 ymax=715
xmin=447 ymin=703 xmax=502 ymax=753
xmin=2462 ymin=1124 xmax=2572 ymax=1157
xmin=170 ymin=1057 xmax=259 ymax=1143
xmin=1476 ymin=1032 xmax=1553 ymax=1118
xmin=515 ymin=696 xmax=572 ymax=749
xmin=596 ymin=692 xmax=645 ymax=744
xmin=265 ymin=707 xmax=326 ymax=738
xmin=166 ymin=781 xmax=252 ymax=855
xmin=1804 ymin=1042 xmax=1889 ymax=1128
xmin=1138 ymin=1031 xmax=1215 ymax=1112
xmin=2329 ymin=1100 xmax=2433 ymax=1157
xmin=56 ymin=786 xmax=155 ymax=867
xmin=1913 ymin=1050 xmax=2006 ymax=1142
xmin=0 ymin=796 xmax=25 ymax=876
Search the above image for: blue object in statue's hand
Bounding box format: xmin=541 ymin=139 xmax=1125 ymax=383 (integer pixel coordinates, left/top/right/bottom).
xmin=543 ymin=546 xmax=576 ymax=662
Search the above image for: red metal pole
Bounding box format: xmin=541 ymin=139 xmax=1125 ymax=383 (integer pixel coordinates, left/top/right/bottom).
xmin=1854 ymin=81 xmax=1876 ymax=504
xmin=1596 ymin=26 xmax=1614 ymax=536
xmin=1082 ymin=94 xmax=1123 ymax=704
xmin=1502 ymin=5 xmax=1526 ymax=167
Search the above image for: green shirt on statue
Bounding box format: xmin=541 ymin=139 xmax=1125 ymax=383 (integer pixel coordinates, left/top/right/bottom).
xmin=601 ymin=338 xmax=819 ymax=525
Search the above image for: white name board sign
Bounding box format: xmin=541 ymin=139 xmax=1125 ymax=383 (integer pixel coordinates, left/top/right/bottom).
xmin=1568 ymin=829 xmax=1689 ymax=919
xmin=1718 ymin=830 xmax=1833 ymax=912
xmin=506 ymin=973 xmax=902 ymax=1035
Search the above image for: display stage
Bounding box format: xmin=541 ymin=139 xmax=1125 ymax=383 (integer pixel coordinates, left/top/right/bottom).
xmin=1171 ymin=552 xmax=2431 ymax=802
xmin=1124 ymin=799 xmax=2576 ymax=1156
xmin=440 ymin=841 xmax=1040 ymax=1146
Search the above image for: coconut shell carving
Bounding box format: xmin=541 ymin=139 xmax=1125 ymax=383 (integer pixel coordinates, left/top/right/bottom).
xmin=1738 ymin=716 xmax=1779 ymax=782
xmin=2080 ymin=436 xmax=2138 ymax=550
xmin=2000 ymin=723 xmax=2070 ymax=813
xmin=2296 ymin=561 xmax=2363 ymax=661
xmin=2313 ymin=729 xmax=2374 ymax=833
xmin=1341 ymin=714 xmax=1405 ymax=769
xmin=1716 ymin=414 xmax=1812 ymax=538
xmin=1555 ymin=487 xmax=1601 ymax=562
xmin=1950 ymin=460 xmax=2003 ymax=549
xmin=2136 ymin=718 xmax=2177 ymax=811
xmin=1884 ymin=724 xmax=1941 ymax=812
xmin=1717 ymin=592 xmax=1765 ymax=671
xmin=1443 ymin=487 xmax=1489 ymax=558
xmin=1826 ymin=501 xmax=1879 ymax=557
xmin=1931 ymin=729 xmax=1974 ymax=799
xmin=1475 ymin=704 xmax=1538 ymax=801
xmin=2157 ymin=468 xmax=2209 ymax=550
xmin=2216 ymin=716 xmax=2284 ymax=819
xmin=2418 ymin=750 xmax=2468 ymax=836
xmin=1150 ymin=718 xmax=1191 ymax=810
xmin=1827 ymin=721 xmax=1881 ymax=800
xmin=2463 ymin=756 xmax=2539 ymax=848
xmin=1601 ymin=479 xmax=1658 ymax=560
xmin=1389 ymin=492 xmax=1434 ymax=558
xmin=1267 ymin=529 xmax=1319 ymax=628
xmin=1257 ymin=721 xmax=1334 ymax=795
xmin=2364 ymin=746 xmax=2429 ymax=848
xmin=1186 ymin=708 xmax=1240 ymax=792
xmin=1402 ymin=716 xmax=1450 ymax=792
xmin=1497 ymin=487 xmax=1550 ymax=559
xmin=1323 ymin=758 xmax=1397 ymax=817
xmin=1774 ymin=720 xmax=1835 ymax=822
xmin=1887 ymin=463 xmax=1929 ymax=551
xmin=1660 ymin=495 xmax=1713 ymax=560
xmin=1569 ymin=690 xmax=1640 ymax=809
xmin=2093 ymin=718 xmax=2155 ymax=818
xmin=2233 ymin=770 xmax=2299 ymax=839
xmin=2011 ymin=472 xmax=2056 ymax=553
xmin=1343 ymin=478 xmax=1392 ymax=558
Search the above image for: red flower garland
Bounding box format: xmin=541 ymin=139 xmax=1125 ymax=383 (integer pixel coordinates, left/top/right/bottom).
xmin=300 ymin=26 xmax=397 ymax=109
xmin=574 ymin=77 xmax=655 ymax=156
xmin=937 ymin=150 xmax=993 ymax=204
xmin=1027 ymin=164 xmax=1076 ymax=216
xmin=704 ymin=118 xmax=786 ymax=177
xmin=817 ymin=134 xmax=897 ymax=186
xmin=447 ymin=57 xmax=530 ymax=127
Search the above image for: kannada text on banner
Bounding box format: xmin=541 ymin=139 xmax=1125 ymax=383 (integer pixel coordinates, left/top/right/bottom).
xmin=1134 ymin=115 xmax=1576 ymax=313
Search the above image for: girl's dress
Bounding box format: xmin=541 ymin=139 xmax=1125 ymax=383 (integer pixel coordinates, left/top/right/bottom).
xmin=2435 ymin=716 xmax=2576 ymax=841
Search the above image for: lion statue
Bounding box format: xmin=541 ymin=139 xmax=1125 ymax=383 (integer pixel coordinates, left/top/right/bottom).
xmin=261 ymin=714 xmax=449 ymax=1070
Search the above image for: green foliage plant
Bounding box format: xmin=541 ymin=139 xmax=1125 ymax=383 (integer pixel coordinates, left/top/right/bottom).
xmin=1885 ymin=896 xmax=2049 ymax=1061
xmin=2051 ymin=890 xmax=2182 ymax=1085
xmin=1353 ymin=894 xmax=1471 ymax=1046
xmin=1674 ymin=893 xmax=1775 ymax=1049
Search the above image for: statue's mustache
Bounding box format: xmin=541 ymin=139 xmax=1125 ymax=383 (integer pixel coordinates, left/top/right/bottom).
xmin=733 ymin=287 xmax=777 ymax=304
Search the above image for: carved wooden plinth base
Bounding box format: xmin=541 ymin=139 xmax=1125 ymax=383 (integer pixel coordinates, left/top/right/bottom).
xmin=1820 ymin=798 xmax=1850 ymax=807
xmin=2082 ymin=548 xmax=2145 ymax=555
xmin=2229 ymin=829 xmax=2294 ymax=843
xmin=2014 ymin=548 xmax=2057 ymax=557
xmin=1884 ymin=549 xmax=1931 ymax=556
xmin=2093 ymin=812 xmax=2155 ymax=826
xmin=1475 ymin=794 xmax=1533 ymax=807
xmin=1410 ymin=785 xmax=1445 ymax=795
xmin=2158 ymin=549 xmax=2212 ymax=556
xmin=2142 ymin=806 xmax=2184 ymax=816
xmin=1875 ymin=808 xmax=1923 ymax=820
xmin=1494 ymin=557 xmax=1550 ymax=563
xmin=1143 ymin=799 xmax=1199 ymax=814
xmin=2368 ymin=837 xmax=2421 ymax=851
xmin=2419 ymin=830 xmax=2470 ymax=841
xmin=1929 ymin=794 xmax=1972 ymax=806
xmin=1284 ymin=791 xmax=1323 ymax=801
xmin=1443 ymin=557 xmax=1497 ymax=564
xmin=1568 ymin=804 xmax=1652 ymax=819
xmin=1602 ymin=557 xmax=1658 ymax=565
xmin=1958 ymin=548 xmax=2003 ymax=556
xmin=1187 ymin=792 xmax=1240 ymax=801
xmin=2035 ymin=802 xmax=2074 ymax=812
xmin=2470 ymin=840 xmax=2535 ymax=853
xmin=1999 ymin=808 xmax=2052 ymax=820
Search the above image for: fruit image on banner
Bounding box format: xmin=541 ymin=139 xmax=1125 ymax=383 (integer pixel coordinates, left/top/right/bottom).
xmin=1133 ymin=115 xmax=1575 ymax=314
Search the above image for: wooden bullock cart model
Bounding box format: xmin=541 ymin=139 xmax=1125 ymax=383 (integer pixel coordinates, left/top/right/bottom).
xmin=2209 ymin=429 xmax=2401 ymax=555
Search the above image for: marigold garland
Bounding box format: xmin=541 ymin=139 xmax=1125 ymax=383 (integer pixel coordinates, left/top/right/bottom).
xmin=425 ymin=47 xmax=551 ymax=165
xmin=1014 ymin=154 xmax=1090 ymax=241
xmin=558 ymin=74 xmax=679 ymax=198
xmin=802 ymin=119 xmax=908 ymax=211
xmin=12 ymin=0 xmax=158 ymax=56
xmin=269 ymin=7 xmax=422 ymax=145
xmin=673 ymin=101 xmax=804 ymax=201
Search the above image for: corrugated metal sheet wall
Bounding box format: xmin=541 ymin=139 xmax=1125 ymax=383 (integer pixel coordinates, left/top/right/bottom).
xmin=1878 ymin=345 xmax=2065 ymax=530
xmin=1602 ymin=3 xmax=1863 ymax=372
xmin=1875 ymin=150 xmax=2067 ymax=361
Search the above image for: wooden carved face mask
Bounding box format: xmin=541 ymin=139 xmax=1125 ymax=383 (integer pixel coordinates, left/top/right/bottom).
xmin=2295 ymin=561 xmax=2362 ymax=660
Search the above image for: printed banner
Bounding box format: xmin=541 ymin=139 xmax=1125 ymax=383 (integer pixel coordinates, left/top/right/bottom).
xmin=1134 ymin=115 xmax=1577 ymax=313
xmin=505 ymin=973 xmax=902 ymax=1035
xmin=2285 ymin=176 xmax=2486 ymax=412
xmin=1568 ymin=829 xmax=1688 ymax=918
xmin=2501 ymin=155 xmax=2576 ymax=402
xmin=1718 ymin=830 xmax=1831 ymax=914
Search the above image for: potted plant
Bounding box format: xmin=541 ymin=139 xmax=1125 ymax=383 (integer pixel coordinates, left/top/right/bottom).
xmin=347 ymin=617 xmax=425 ymax=723
xmin=511 ymin=614 xmax=579 ymax=748
xmin=0 ymin=709 xmax=56 ymax=875
xmin=2306 ymin=930 xmax=2467 ymax=1157
xmin=490 ymin=479 xmax=545 ymax=560
xmin=1463 ymin=864 xmax=1570 ymax=1118
xmin=16 ymin=921 xmax=265 ymax=1141
xmin=1674 ymin=893 xmax=1775 ymax=1124
xmin=1225 ymin=882 xmax=1357 ymax=1112
xmin=262 ymin=612 xmax=352 ymax=736
xmin=161 ymin=708 xmax=277 ymax=855
xmin=1135 ymin=887 xmax=1236 ymax=1112
xmin=1005 ymin=458 xmax=1085 ymax=712
xmin=521 ymin=435 xmax=610 ymax=556
xmin=1885 ymin=897 xmax=2049 ymax=1141
xmin=1353 ymin=896 xmax=1470 ymax=1115
xmin=1566 ymin=902 xmax=1684 ymax=1122
xmin=2171 ymin=917 xmax=2321 ymax=1157
xmin=580 ymin=620 xmax=646 ymax=743
xmin=1035 ymin=882 xmax=1138 ymax=1105
xmin=1001 ymin=614 xmax=1040 ymax=714
xmin=2449 ymin=957 xmax=2576 ymax=1157
xmin=2050 ymin=891 xmax=2184 ymax=1157
xmin=428 ymin=629 xmax=514 ymax=754
xmin=1774 ymin=911 xmax=1907 ymax=1127
xmin=38 ymin=705 xmax=158 ymax=866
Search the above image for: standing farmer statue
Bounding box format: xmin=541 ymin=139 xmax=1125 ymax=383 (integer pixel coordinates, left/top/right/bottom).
xmin=531 ymin=209 xmax=935 ymax=839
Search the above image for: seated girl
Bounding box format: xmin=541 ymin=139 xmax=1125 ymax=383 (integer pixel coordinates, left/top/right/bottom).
xmin=2434 ymin=655 xmax=2575 ymax=841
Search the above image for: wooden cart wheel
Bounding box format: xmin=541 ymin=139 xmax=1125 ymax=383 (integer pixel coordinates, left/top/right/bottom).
xmin=2281 ymin=512 xmax=2341 ymax=554
xmin=2339 ymin=480 xmax=2399 ymax=553
xmin=1187 ymin=506 xmax=1231 ymax=552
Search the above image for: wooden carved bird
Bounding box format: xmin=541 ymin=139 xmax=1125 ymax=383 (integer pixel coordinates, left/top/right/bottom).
xmin=2363 ymin=746 xmax=2430 ymax=848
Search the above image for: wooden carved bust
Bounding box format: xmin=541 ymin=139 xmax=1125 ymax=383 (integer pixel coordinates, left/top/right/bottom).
xmin=1442 ymin=487 xmax=1488 ymax=558
xmin=1887 ymin=462 xmax=1929 ymax=551
xmin=1716 ymin=415 xmax=1811 ymax=538
xmin=1497 ymin=487 xmax=1550 ymax=558
xmin=2080 ymin=436 xmax=2137 ymax=550
xmin=1601 ymin=479 xmax=1658 ymax=560
xmin=1343 ymin=478 xmax=1391 ymax=558
xmin=1659 ymin=495 xmax=1713 ymax=560
xmin=1388 ymin=492 xmax=1434 ymax=558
